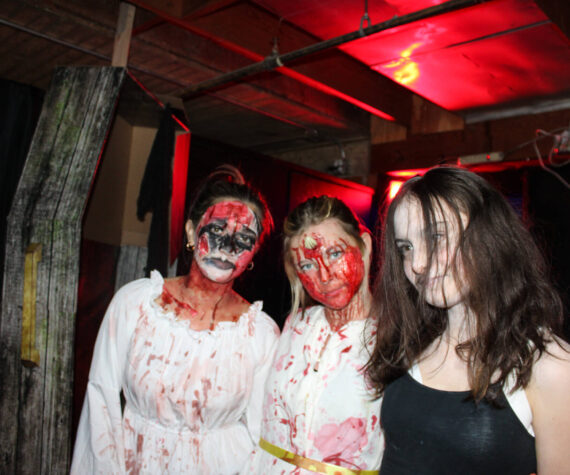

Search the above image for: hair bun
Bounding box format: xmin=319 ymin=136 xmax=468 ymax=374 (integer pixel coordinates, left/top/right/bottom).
xmin=207 ymin=164 xmax=245 ymax=185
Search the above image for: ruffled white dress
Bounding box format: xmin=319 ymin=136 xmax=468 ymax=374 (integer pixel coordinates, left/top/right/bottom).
xmin=71 ymin=270 xmax=280 ymax=474
xmin=241 ymin=305 xmax=383 ymax=474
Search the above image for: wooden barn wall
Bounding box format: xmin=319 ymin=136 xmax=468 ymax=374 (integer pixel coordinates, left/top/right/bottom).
xmin=0 ymin=66 xmax=125 ymax=474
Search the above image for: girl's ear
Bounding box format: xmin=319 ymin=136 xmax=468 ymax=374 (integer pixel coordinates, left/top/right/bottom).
xmin=361 ymin=232 xmax=373 ymax=269
xmin=362 ymin=232 xmax=373 ymax=256
xmin=185 ymin=220 xmax=195 ymax=246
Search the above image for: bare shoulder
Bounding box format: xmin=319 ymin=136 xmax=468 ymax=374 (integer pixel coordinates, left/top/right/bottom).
xmin=532 ymin=335 xmax=570 ymax=381
xmin=528 ymin=335 xmax=570 ymax=397
xmin=526 ymin=335 xmax=570 ymax=474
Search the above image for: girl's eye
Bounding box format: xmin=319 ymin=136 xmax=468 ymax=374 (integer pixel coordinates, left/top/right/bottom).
xmin=396 ymin=242 xmax=412 ymax=255
xmin=328 ymin=249 xmax=343 ymax=260
xmin=299 ymin=261 xmax=314 ymax=272
xmin=235 ymin=234 xmax=254 ymax=247
xmin=432 ymin=233 xmax=447 ymax=248
xmin=211 ymin=225 xmax=224 ymax=235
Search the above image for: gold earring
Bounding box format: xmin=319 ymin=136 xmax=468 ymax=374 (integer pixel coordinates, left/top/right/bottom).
xmin=247 ymin=261 xmax=254 ymax=271
xmin=186 ymin=242 xmax=195 ymax=252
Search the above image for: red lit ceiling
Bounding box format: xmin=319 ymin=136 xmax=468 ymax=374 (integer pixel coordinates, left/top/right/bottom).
xmin=256 ymin=0 xmax=570 ymax=112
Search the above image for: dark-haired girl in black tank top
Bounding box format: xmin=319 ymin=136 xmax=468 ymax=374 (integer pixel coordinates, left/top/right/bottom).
xmin=366 ymin=166 xmax=570 ymax=474
xmin=380 ymin=371 xmax=536 ymax=474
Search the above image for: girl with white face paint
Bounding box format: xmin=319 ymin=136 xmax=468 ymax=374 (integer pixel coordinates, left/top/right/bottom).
xmin=367 ymin=166 xmax=570 ymax=475
xmin=72 ymin=165 xmax=280 ymax=474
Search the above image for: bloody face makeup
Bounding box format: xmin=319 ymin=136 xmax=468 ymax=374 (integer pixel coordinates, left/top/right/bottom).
xmin=194 ymin=200 xmax=259 ymax=283
xmin=290 ymin=219 xmax=365 ymax=310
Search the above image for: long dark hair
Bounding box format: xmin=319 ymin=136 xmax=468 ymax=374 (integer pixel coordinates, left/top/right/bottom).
xmin=366 ymin=166 xmax=564 ymax=401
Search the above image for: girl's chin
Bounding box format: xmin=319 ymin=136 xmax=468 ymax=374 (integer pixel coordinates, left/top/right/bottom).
xmin=316 ymin=294 xmax=355 ymax=310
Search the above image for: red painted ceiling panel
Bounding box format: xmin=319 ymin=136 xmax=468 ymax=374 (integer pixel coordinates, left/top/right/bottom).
xmin=372 ymin=23 xmax=570 ymax=110
xmin=341 ymin=0 xmax=548 ymax=65
xmin=254 ymin=0 xmax=570 ymax=112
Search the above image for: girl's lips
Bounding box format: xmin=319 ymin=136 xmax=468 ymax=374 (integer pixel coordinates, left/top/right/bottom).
xmin=203 ymin=257 xmax=236 ymax=270
xmin=322 ymin=285 xmax=347 ymax=296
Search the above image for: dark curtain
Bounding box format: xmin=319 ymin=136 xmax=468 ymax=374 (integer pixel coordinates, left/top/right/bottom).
xmin=136 ymin=105 xmax=174 ymax=276
xmin=0 ymin=79 xmax=44 ymax=306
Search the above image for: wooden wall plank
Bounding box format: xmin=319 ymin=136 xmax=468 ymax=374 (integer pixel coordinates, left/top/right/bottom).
xmin=0 ymin=66 xmax=126 ymax=474
xmin=370 ymin=108 xmax=570 ymax=173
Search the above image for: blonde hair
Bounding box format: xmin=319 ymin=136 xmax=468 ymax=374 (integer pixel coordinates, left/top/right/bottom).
xmin=283 ymin=196 xmax=367 ymax=318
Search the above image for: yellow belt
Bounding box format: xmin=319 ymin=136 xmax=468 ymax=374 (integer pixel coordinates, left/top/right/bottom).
xmin=259 ymin=438 xmax=379 ymax=475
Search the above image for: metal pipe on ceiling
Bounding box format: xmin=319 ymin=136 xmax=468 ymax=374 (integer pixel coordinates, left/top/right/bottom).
xmin=180 ymin=0 xmax=490 ymax=99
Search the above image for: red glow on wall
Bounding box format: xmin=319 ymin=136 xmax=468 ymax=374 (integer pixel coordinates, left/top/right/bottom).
xmin=385 ymin=168 xmax=428 ymax=203
xmin=387 ymin=180 xmax=404 ymax=201
xmin=387 ymin=168 xmax=429 ymax=178
xmin=288 ymin=171 xmax=374 ymax=225
xmin=170 ymin=132 xmax=191 ymax=264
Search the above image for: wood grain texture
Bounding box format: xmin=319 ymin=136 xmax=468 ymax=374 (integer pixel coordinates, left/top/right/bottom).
xmin=0 ymin=66 xmax=125 ymax=474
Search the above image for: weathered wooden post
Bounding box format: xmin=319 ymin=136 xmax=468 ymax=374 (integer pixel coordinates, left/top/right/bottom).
xmin=0 ymin=66 xmax=126 ymax=474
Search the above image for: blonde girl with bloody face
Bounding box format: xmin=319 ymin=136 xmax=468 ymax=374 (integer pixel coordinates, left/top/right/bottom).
xmin=242 ymin=196 xmax=383 ymax=475
xmin=367 ymin=166 xmax=570 ymax=475
xmin=71 ymin=166 xmax=280 ymax=474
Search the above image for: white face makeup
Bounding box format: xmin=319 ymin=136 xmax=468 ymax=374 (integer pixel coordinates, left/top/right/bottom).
xmin=192 ymin=200 xmax=259 ymax=284
xmin=393 ymin=196 xmax=468 ymax=310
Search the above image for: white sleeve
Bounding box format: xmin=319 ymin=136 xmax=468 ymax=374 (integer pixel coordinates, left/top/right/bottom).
xmin=70 ymin=282 xmax=142 ymax=474
xmin=244 ymin=312 xmax=280 ymax=445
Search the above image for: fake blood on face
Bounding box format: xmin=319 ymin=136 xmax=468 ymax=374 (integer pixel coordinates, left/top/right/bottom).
xmin=291 ymin=221 xmax=365 ymax=310
xmin=194 ymin=200 xmax=259 ymax=283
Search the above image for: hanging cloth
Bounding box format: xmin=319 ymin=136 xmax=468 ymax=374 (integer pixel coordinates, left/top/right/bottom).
xmin=136 ymin=105 xmax=174 ymax=276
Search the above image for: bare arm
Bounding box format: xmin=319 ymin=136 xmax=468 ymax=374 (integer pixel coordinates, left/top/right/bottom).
xmin=527 ymin=337 xmax=570 ymax=475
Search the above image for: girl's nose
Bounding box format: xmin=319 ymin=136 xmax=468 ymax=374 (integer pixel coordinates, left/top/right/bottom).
xmin=318 ymin=263 xmax=331 ymax=282
xmin=411 ymin=247 xmax=428 ymax=275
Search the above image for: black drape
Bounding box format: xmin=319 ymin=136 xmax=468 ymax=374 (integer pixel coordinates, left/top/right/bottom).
xmin=136 ymin=105 xmax=174 ymax=276
xmin=0 ymin=79 xmax=44 ymax=306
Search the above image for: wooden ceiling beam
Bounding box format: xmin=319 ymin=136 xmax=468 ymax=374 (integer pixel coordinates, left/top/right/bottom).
xmin=534 ymin=0 xmax=570 ymax=39
xmin=111 ymin=2 xmax=135 ymax=67
xmin=185 ymin=1 xmax=414 ymax=125
xmin=1 ymin=0 xmax=366 ymax=136
xmin=138 ymin=22 xmax=369 ymax=132
xmin=134 ymin=0 xmax=238 ymax=19
xmin=132 ymin=0 xmax=462 ymax=128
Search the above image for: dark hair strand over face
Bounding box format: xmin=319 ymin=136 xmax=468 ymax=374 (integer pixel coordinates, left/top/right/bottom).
xmin=366 ymin=166 xmax=564 ymax=402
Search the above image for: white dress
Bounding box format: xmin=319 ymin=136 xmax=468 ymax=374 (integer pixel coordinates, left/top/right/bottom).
xmin=71 ymin=270 xmax=280 ymax=474
xmin=241 ymin=305 xmax=383 ymax=474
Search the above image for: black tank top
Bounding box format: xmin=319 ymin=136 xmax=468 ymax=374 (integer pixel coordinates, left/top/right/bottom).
xmin=380 ymin=373 xmax=537 ymax=475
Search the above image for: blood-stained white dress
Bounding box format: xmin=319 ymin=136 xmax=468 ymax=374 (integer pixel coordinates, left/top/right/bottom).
xmin=241 ymin=305 xmax=383 ymax=474
xmin=71 ymin=270 xmax=280 ymax=474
